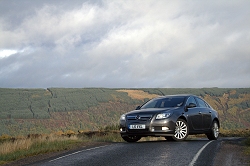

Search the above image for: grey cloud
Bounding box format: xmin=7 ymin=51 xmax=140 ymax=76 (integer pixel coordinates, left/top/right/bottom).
xmin=0 ymin=0 xmax=249 ymax=88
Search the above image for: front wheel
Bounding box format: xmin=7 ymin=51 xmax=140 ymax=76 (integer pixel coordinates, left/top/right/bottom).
xmin=121 ymin=135 xmax=141 ymax=142
xmin=206 ymin=121 xmax=219 ymax=140
xmin=172 ymin=119 xmax=189 ymax=141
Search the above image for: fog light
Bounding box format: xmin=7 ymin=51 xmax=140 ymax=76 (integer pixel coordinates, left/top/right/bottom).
xmin=120 ymin=128 xmax=123 ymax=131
xmin=162 ymin=127 xmax=169 ymax=131
xmin=151 ymin=127 xmax=155 ymax=131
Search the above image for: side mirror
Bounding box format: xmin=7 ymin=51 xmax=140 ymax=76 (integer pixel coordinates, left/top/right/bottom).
xmin=136 ymin=106 xmax=141 ymax=110
xmin=187 ymin=103 xmax=196 ymax=108
xmin=185 ymin=103 xmax=196 ymax=111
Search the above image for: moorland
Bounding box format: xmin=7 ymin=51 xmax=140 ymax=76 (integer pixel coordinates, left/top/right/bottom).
xmin=0 ymin=87 xmax=249 ymax=136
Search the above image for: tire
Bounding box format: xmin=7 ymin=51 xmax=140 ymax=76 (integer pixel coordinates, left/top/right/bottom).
xmin=172 ymin=119 xmax=189 ymax=141
xmin=121 ymin=135 xmax=141 ymax=142
xmin=206 ymin=121 xmax=219 ymax=140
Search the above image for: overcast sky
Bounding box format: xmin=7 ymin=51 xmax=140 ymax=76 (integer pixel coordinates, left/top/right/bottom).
xmin=0 ymin=0 xmax=249 ymax=88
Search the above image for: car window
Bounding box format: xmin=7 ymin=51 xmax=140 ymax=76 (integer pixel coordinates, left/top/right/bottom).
xmin=195 ymin=97 xmax=207 ymax=108
xmin=141 ymin=97 xmax=185 ymax=109
xmin=142 ymin=100 xmax=158 ymax=108
xmin=186 ymin=96 xmax=197 ymax=106
xmin=204 ymin=101 xmax=211 ymax=108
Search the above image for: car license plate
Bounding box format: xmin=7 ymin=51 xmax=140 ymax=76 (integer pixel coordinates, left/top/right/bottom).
xmin=129 ymin=124 xmax=146 ymax=129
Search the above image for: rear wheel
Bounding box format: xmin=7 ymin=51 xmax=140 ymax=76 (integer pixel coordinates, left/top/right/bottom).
xmin=121 ymin=135 xmax=141 ymax=142
xmin=172 ymin=119 xmax=189 ymax=141
xmin=206 ymin=121 xmax=219 ymax=140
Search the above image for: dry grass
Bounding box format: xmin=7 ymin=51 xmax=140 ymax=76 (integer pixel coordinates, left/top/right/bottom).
xmin=0 ymin=134 xmax=78 ymax=155
xmin=0 ymin=134 xmax=80 ymax=165
xmin=244 ymin=137 xmax=250 ymax=155
xmin=0 ymin=131 xmax=122 ymax=165
xmin=220 ymin=128 xmax=250 ymax=137
xmin=117 ymin=90 xmax=159 ymax=100
xmin=0 ymin=139 xmax=33 ymax=155
xmin=139 ymin=137 xmax=165 ymax=142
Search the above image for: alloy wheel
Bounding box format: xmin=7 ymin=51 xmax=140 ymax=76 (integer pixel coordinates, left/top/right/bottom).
xmin=213 ymin=122 xmax=219 ymax=138
xmin=174 ymin=119 xmax=188 ymax=140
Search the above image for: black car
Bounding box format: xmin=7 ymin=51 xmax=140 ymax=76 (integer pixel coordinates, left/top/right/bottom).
xmin=119 ymin=94 xmax=220 ymax=142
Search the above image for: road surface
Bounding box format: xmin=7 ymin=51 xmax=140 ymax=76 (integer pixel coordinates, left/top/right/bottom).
xmin=33 ymin=139 xmax=220 ymax=166
xmin=4 ymin=137 xmax=248 ymax=166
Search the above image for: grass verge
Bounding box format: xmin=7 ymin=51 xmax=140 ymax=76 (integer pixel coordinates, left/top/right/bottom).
xmin=0 ymin=135 xmax=80 ymax=165
xmin=0 ymin=131 xmax=123 ymax=165
xmin=244 ymin=137 xmax=250 ymax=155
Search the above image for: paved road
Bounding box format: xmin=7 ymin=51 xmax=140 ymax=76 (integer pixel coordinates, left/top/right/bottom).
xmin=34 ymin=138 xmax=221 ymax=166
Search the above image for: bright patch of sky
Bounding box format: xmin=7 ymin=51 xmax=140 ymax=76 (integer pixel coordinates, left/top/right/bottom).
xmin=0 ymin=49 xmax=17 ymax=58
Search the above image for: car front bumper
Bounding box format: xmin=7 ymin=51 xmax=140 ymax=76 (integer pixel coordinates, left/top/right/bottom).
xmin=120 ymin=118 xmax=176 ymax=137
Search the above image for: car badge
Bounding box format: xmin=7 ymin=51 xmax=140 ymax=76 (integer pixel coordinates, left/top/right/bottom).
xmin=136 ymin=115 xmax=141 ymax=120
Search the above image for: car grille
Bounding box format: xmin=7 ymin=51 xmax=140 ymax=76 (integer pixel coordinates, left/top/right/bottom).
xmin=126 ymin=114 xmax=153 ymax=121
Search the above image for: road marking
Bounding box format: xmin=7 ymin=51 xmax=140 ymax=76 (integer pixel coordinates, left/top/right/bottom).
xmin=49 ymin=145 xmax=109 ymax=163
xmin=188 ymin=141 xmax=214 ymax=166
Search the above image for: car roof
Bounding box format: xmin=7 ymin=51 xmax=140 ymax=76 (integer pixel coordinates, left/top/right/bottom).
xmin=154 ymin=94 xmax=194 ymax=99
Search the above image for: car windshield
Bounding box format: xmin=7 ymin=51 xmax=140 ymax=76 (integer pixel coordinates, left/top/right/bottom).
xmin=141 ymin=97 xmax=185 ymax=109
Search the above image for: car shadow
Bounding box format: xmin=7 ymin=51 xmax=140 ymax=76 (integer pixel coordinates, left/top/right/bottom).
xmin=126 ymin=137 xmax=211 ymax=144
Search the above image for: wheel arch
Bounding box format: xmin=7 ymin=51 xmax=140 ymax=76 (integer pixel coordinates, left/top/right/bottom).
xmin=177 ymin=115 xmax=188 ymax=122
xmin=212 ymin=118 xmax=220 ymax=128
xmin=177 ymin=115 xmax=192 ymax=133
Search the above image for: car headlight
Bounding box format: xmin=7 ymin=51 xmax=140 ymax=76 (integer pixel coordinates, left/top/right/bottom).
xmin=156 ymin=113 xmax=172 ymax=119
xmin=120 ymin=114 xmax=126 ymax=120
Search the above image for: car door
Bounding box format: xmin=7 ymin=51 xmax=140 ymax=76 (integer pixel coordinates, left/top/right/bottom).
xmin=186 ymin=96 xmax=203 ymax=130
xmin=202 ymin=101 xmax=213 ymax=129
xmin=195 ymin=97 xmax=212 ymax=130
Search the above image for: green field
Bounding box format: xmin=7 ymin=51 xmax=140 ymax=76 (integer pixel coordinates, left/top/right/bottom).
xmin=0 ymin=88 xmax=249 ymax=136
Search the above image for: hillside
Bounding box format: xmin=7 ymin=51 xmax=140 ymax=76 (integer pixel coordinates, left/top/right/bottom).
xmin=0 ymin=88 xmax=249 ymax=136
